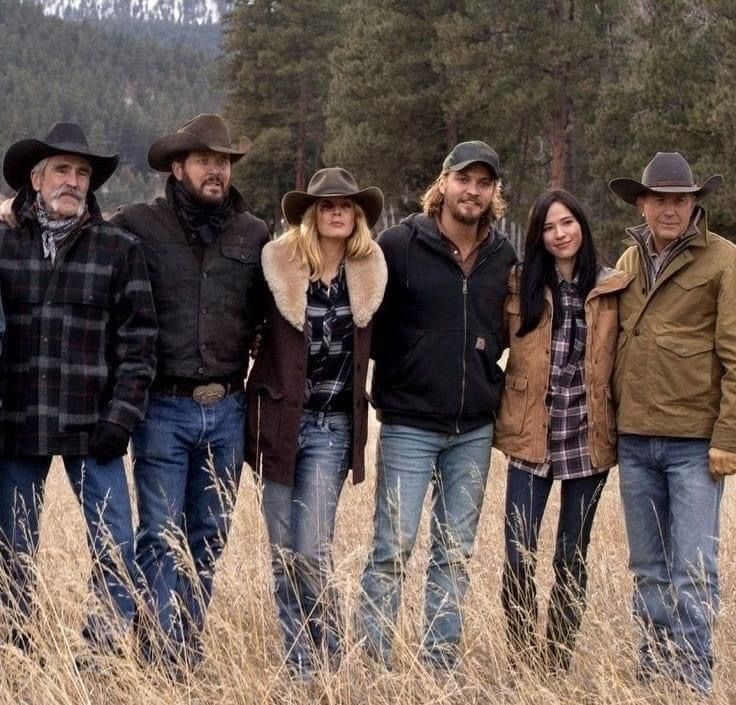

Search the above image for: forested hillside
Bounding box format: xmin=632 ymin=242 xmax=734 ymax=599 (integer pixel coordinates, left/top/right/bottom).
xmin=0 ymin=0 xmax=221 ymax=210
xmin=223 ymin=0 xmax=736 ymax=252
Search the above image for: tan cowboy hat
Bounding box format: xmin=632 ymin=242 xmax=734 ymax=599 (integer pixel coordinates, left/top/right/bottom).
xmin=148 ymin=113 xmax=252 ymax=172
xmin=609 ymin=152 xmax=722 ymax=205
xmin=281 ymin=167 xmax=384 ymax=227
xmin=3 ymin=122 xmax=119 ymax=192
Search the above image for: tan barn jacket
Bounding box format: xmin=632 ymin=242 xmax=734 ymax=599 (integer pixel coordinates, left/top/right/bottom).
xmin=494 ymin=267 xmax=631 ymax=470
xmin=613 ymin=214 xmax=736 ymax=452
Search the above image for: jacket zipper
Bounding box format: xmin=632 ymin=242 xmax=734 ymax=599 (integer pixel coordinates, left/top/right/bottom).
xmin=456 ymin=277 xmax=468 ymax=433
xmin=454 ymin=235 xmax=507 ymax=433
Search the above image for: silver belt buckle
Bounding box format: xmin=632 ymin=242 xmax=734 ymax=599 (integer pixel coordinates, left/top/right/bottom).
xmin=192 ymin=383 xmax=226 ymax=405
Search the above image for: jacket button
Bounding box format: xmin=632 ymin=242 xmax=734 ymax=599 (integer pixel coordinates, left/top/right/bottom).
xmin=201 ymin=307 xmax=208 ymax=314
xmin=634 ymin=328 xmax=640 ymax=336
xmin=198 ymin=367 xmax=205 ymax=375
xmin=202 ymin=271 xmax=208 ymax=279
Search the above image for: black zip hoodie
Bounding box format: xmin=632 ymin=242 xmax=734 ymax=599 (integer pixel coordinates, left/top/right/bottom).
xmin=371 ymin=213 xmax=517 ymax=433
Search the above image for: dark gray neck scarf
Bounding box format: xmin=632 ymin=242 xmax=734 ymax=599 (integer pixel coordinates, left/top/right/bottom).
xmin=35 ymin=193 xmax=87 ymax=263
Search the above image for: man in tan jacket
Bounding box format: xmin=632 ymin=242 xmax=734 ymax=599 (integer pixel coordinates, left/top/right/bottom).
xmin=609 ymin=152 xmax=736 ymax=694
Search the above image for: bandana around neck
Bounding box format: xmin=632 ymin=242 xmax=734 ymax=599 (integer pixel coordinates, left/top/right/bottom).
xmin=171 ymin=179 xmax=233 ymax=245
xmin=35 ymin=193 xmax=87 ymax=263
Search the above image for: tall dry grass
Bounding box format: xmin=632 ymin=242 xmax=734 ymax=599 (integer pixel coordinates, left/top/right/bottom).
xmin=1 ymin=411 xmax=734 ymax=705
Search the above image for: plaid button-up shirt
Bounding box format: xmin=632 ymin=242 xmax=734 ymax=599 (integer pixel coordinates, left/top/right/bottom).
xmin=510 ymin=272 xmax=592 ymax=480
xmin=0 ymin=189 xmax=157 ymax=456
xmin=304 ymin=264 xmax=354 ymax=412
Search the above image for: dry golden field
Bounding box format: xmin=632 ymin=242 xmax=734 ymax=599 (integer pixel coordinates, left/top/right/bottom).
xmin=1 ymin=410 xmax=734 ymax=705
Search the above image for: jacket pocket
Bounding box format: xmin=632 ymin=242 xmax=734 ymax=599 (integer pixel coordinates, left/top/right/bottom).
xmin=653 ymin=334 xmax=713 ymax=407
xmin=496 ymin=373 xmax=528 ymax=436
xmin=58 ymin=297 xmax=110 ymax=430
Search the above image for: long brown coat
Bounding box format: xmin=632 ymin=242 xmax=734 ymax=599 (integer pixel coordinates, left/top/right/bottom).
xmin=245 ymin=238 xmax=387 ymax=486
xmin=494 ymin=267 xmax=631 ymax=471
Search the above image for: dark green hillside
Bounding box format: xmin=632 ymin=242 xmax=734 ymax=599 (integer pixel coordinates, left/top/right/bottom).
xmin=0 ymin=0 xmax=221 ymax=210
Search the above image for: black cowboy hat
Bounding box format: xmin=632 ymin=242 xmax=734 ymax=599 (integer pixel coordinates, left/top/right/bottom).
xmin=148 ymin=113 xmax=251 ymax=172
xmin=281 ymin=167 xmax=384 ymax=228
xmin=609 ymin=152 xmax=722 ymax=205
xmin=3 ymin=122 xmax=119 ymax=192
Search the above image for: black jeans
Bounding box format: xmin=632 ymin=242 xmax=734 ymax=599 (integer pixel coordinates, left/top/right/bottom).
xmin=501 ymin=466 xmax=608 ymax=671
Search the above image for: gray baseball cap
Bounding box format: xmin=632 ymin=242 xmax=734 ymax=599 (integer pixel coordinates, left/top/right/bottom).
xmin=442 ymin=140 xmax=500 ymax=178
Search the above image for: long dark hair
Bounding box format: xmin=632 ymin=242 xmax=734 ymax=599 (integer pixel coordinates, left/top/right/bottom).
xmin=517 ymin=190 xmax=598 ymax=336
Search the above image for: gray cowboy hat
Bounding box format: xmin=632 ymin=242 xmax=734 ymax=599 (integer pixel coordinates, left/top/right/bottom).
xmin=148 ymin=113 xmax=252 ymax=172
xmin=3 ymin=121 xmax=119 ymax=192
xmin=609 ymin=152 xmax=722 ymax=205
xmin=281 ymin=167 xmax=384 ymax=228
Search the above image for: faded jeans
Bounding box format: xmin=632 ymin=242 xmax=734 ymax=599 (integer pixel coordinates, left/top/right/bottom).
xmin=358 ymin=422 xmax=493 ymax=669
xmin=260 ymin=410 xmax=351 ymax=678
xmin=0 ymin=455 xmax=137 ymax=651
xmin=618 ymin=434 xmax=723 ymax=694
xmin=132 ymin=390 xmax=245 ymax=665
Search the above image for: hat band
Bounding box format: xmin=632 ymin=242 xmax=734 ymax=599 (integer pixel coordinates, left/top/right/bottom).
xmin=646 ymin=180 xmax=696 ymax=187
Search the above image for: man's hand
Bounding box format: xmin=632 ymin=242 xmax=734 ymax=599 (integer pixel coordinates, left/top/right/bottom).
xmin=708 ymin=447 xmax=736 ymax=480
xmin=0 ymin=198 xmax=17 ymax=228
xmin=88 ymin=421 xmax=130 ymax=464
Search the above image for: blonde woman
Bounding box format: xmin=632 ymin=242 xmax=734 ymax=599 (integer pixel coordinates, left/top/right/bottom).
xmin=246 ymin=167 xmax=386 ymax=680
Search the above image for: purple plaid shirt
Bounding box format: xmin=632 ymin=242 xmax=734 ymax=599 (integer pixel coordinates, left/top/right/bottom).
xmin=509 ymin=272 xmax=593 ymax=480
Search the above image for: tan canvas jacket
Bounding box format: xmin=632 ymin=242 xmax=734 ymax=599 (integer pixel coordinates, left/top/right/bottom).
xmin=613 ymin=217 xmax=736 ymax=452
xmin=494 ymin=267 xmax=631 ymax=469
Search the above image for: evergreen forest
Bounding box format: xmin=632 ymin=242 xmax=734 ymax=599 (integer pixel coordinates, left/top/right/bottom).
xmin=0 ymin=0 xmax=220 ymax=211
xmin=2 ymin=0 xmax=736 ymax=255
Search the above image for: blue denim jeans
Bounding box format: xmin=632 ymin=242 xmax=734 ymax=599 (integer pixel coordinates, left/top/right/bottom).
xmin=618 ymin=435 xmax=723 ymax=693
xmin=260 ymin=410 xmax=351 ymax=678
xmin=131 ymin=390 xmax=246 ymax=664
xmin=358 ymin=422 xmax=493 ymax=669
xmin=502 ymin=466 xmax=608 ymax=671
xmin=0 ymin=455 xmax=136 ymax=650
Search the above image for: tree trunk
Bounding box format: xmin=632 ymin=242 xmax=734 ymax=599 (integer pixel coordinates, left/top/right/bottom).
xmin=295 ymin=77 xmax=307 ymax=190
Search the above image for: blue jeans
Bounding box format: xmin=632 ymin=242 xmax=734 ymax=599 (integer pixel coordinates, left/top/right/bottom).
xmin=502 ymin=466 xmax=608 ymax=671
xmin=131 ymin=390 xmax=245 ymax=663
xmin=358 ymin=422 xmax=493 ymax=668
xmin=260 ymin=410 xmax=351 ymax=678
xmin=0 ymin=455 xmax=136 ymax=650
xmin=618 ymin=435 xmax=723 ymax=693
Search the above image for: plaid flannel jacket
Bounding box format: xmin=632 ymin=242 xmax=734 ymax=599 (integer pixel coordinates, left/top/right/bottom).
xmin=0 ymin=189 xmax=157 ymax=456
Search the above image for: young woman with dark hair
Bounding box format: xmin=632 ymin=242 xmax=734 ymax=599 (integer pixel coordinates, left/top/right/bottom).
xmin=494 ymin=189 xmax=631 ymax=673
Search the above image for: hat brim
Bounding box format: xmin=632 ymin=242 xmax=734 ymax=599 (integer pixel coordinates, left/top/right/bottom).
xmin=3 ymin=138 xmax=119 ymax=192
xmin=148 ymin=133 xmax=249 ymax=172
xmin=608 ymin=174 xmax=723 ymax=205
xmin=281 ymin=186 xmax=384 ymax=228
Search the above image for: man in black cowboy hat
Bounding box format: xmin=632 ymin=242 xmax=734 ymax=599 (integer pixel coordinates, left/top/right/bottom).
xmin=609 ymin=152 xmax=736 ymax=693
xmin=0 ymin=122 xmax=157 ymax=653
xmin=111 ymin=113 xmax=269 ymax=668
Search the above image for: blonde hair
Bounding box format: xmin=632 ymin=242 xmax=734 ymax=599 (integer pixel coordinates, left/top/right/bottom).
xmin=280 ymin=200 xmax=375 ymax=281
xmin=421 ymin=170 xmax=508 ymax=229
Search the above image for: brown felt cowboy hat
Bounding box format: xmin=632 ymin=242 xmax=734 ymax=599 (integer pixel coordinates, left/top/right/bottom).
xmin=281 ymin=167 xmax=384 ymax=228
xmin=609 ymin=152 xmax=722 ymax=205
xmin=3 ymin=121 xmax=119 ymax=192
xmin=148 ymin=113 xmax=252 ymax=172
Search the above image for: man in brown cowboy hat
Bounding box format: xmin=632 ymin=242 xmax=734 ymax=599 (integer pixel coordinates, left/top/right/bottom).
xmin=0 ymin=122 xmax=157 ymax=654
xmin=111 ymin=113 xmax=269 ymax=670
xmin=609 ymin=152 xmax=736 ymax=693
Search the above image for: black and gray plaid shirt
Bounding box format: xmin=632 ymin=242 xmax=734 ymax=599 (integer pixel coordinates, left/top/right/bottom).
xmin=0 ymin=189 xmax=157 ymax=456
xmin=304 ymin=264 xmax=354 ymax=412
xmin=510 ymin=272 xmax=592 ymax=480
